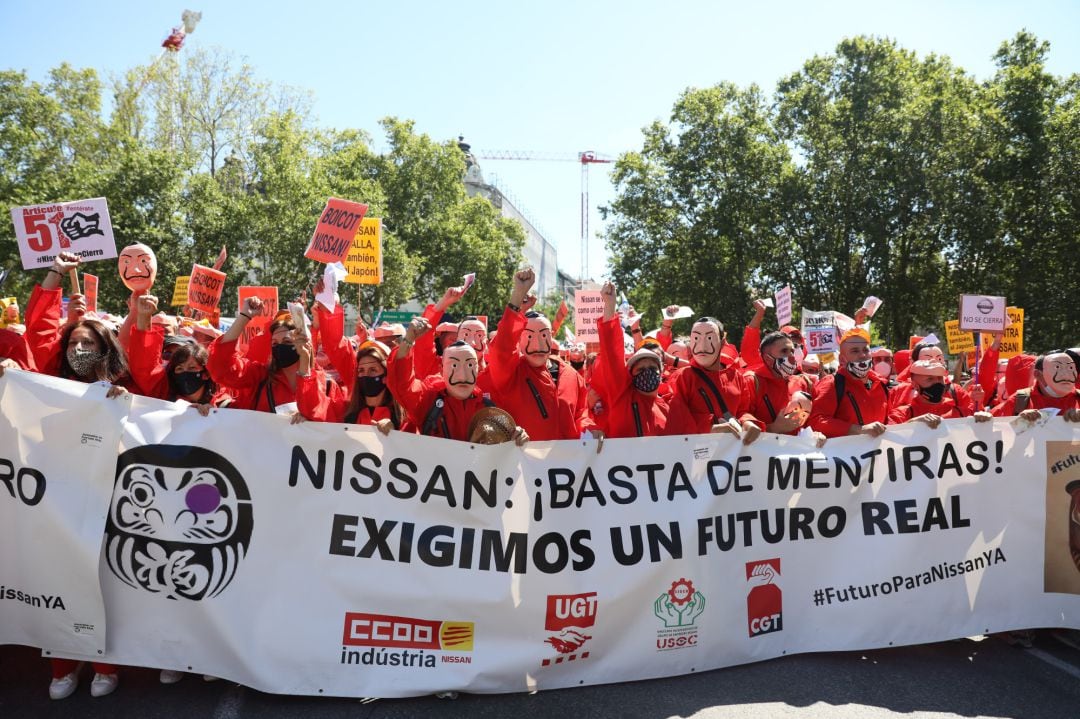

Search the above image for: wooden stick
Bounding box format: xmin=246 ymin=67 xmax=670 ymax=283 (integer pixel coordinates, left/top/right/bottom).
xmin=68 ymin=269 xmax=80 ymax=296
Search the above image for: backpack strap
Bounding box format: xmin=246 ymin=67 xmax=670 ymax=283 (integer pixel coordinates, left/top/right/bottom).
xmin=525 ymin=378 xmax=549 ymax=419
xmin=421 ymin=392 xmax=451 ymax=438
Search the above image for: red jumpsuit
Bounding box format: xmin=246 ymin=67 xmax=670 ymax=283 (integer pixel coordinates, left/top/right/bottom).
xmin=992 ymin=384 xmax=1080 ymax=416
xmin=662 ymin=358 xmax=755 ymax=436
xmin=0 ymin=328 xmax=36 ymax=370
xmin=387 ymin=346 xmax=495 ymax=440
xmin=207 ymin=336 xmax=341 ymax=414
xmin=592 ymin=316 xmax=668 ymax=437
xmin=127 ymin=325 xmax=234 ymax=406
xmin=23 ymin=283 xmax=138 ymax=391
xmin=808 ymin=368 xmax=889 ymax=438
xmin=743 ymin=366 xmax=811 ymax=433
xmin=487 ymin=307 xmax=582 ymax=441
xmin=887 ymin=384 xmax=974 ymax=423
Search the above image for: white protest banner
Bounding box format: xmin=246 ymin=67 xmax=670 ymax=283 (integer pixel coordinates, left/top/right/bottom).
xmin=0 ymin=370 xmax=129 ymax=655
xmin=801 ymin=309 xmax=838 ymax=354
xmin=10 ymin=371 xmax=1076 ymax=698
xmin=10 ymin=197 xmax=118 ymax=271
xmin=574 ymin=290 xmax=604 ymax=342
xmin=774 ymin=286 xmax=792 ymax=326
xmin=959 ymin=295 xmax=1007 ymax=333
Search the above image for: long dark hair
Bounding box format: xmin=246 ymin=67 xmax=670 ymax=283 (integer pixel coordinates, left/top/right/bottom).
xmin=58 ymin=319 xmax=128 ymax=383
xmin=166 ymin=341 xmax=218 ymax=401
xmin=343 ymin=345 xmax=403 ymax=428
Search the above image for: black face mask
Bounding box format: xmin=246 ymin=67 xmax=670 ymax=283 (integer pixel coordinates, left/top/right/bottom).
xmin=272 ymin=343 xmax=300 ymax=368
xmin=170 ymin=370 xmax=208 ymax=398
xmin=570 ymin=360 xmax=584 ymax=372
xmin=919 ymin=382 xmax=947 ymax=403
xmin=359 ymin=374 xmax=386 ymax=397
xmin=632 ymin=366 xmax=662 ymax=393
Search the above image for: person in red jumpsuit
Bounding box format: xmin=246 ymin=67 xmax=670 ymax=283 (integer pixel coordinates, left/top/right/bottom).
xmin=487 ymin=268 xmax=590 ymax=442
xmin=887 ymin=360 xmax=990 ymax=426
xmin=662 ymin=314 xmax=758 ymax=440
xmin=992 ymin=352 xmax=1080 ymax=421
xmin=589 ymin=281 xmax=668 ymax=437
xmin=388 ymin=317 xmax=527 ymax=443
xmin=744 ymin=330 xmax=825 ymax=445
xmin=808 ymin=328 xmax=890 ymax=439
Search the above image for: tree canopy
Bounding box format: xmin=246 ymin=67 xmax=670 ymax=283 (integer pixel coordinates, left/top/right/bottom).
xmin=0 ymin=48 xmax=524 ymax=320
xmin=604 ymin=32 xmax=1080 ymax=352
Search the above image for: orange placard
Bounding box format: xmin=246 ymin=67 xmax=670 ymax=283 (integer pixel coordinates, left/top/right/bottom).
xmin=83 ymin=273 xmax=98 ymax=315
xmin=237 ymin=286 xmax=278 ymax=353
xmin=187 ymin=264 xmax=227 ymax=314
xmin=305 ymin=198 xmax=368 ymax=264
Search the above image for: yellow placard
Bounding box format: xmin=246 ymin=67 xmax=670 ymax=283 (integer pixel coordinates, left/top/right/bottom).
xmin=981 ymin=307 xmax=1024 ymax=359
xmin=343 ymin=217 xmax=383 ymax=285
xmin=944 ymin=320 xmax=974 ymax=355
xmin=171 ymin=276 xmax=190 ymax=306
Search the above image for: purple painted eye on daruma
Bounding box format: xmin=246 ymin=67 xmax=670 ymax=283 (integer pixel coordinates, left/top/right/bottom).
xmin=186 ymin=483 xmax=222 ymax=514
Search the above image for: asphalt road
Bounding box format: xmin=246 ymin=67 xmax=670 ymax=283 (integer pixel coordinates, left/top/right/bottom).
xmin=3 ymin=634 xmax=1079 ymax=718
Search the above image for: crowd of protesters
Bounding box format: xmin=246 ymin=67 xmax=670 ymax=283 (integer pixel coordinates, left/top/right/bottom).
xmin=2 ymin=249 xmax=1079 ymax=698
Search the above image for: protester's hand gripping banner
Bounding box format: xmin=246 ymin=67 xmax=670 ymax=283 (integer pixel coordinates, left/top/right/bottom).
xmin=7 ymin=370 xmax=1080 ymax=698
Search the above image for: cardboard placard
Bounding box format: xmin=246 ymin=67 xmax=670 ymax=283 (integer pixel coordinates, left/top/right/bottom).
xmin=237 ymin=286 xmax=279 ymax=353
xmin=305 ymin=198 xmax=369 ymax=265
xmin=187 ymin=264 xmax=226 ymax=314
xmin=979 ymin=307 xmax=1024 ymax=360
xmin=10 ymin=197 xmax=118 ymax=270
xmin=343 ymin=218 xmax=383 ymax=284
xmin=801 ymin=309 xmax=837 ymax=354
xmin=171 ymin=276 xmax=190 ymax=307
xmin=83 ymin=273 xmax=98 ymax=315
xmin=944 ymin=320 xmax=974 ymax=355
xmin=958 ymin=295 xmax=1007 ymax=333
xmin=574 ymin=290 xmax=604 ymax=343
xmin=774 ymin=285 xmax=792 ymax=326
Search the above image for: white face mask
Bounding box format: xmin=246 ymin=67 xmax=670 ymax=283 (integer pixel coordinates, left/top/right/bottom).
xmin=847 ymin=359 xmax=872 ymax=379
xmin=794 ymin=346 xmax=806 ymax=364
xmin=874 ymin=361 xmax=892 ymax=378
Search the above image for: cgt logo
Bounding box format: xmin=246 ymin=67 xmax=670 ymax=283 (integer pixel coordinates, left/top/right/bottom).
xmin=746 ymin=559 xmax=783 ymax=638
xmin=342 ymin=613 xmax=474 ymax=651
xmin=542 ymin=592 xmax=597 ymax=666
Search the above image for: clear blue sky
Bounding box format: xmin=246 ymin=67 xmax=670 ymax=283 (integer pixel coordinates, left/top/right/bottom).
xmin=3 ymin=1 xmax=1078 ymax=280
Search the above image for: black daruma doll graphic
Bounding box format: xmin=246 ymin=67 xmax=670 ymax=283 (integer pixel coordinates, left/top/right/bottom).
xmin=105 ymin=445 xmax=253 ymax=600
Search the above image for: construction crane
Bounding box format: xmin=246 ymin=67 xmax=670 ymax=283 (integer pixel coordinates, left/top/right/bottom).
xmin=468 ymin=145 xmax=615 ymax=282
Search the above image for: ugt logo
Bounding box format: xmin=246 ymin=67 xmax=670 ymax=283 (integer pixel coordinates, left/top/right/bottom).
xmin=542 ymin=592 xmax=596 ymax=666
xmin=654 ymin=578 xmax=705 ymax=628
xmin=105 ymin=445 xmax=253 ymax=601
xmin=746 ymin=559 xmax=782 ymax=637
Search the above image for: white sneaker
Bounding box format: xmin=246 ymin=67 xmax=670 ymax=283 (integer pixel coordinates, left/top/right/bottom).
xmin=49 ymin=671 xmax=79 ymax=700
xmin=90 ymin=672 xmax=119 ymax=697
xmin=159 ymin=669 xmax=184 ymax=684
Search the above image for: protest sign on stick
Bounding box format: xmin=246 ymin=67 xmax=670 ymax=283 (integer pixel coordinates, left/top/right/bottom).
xmin=306 ymin=198 xmax=368 ymax=265
xmin=10 ymin=197 xmax=117 ymax=270
xmin=187 ymin=264 xmax=226 ymax=314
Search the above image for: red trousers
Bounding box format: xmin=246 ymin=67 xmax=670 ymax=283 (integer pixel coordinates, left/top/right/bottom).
xmin=51 ymin=658 xmax=118 ymax=678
